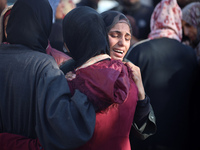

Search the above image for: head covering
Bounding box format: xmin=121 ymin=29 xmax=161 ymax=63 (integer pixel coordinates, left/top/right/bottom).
xmin=182 ymin=2 xmax=200 ymax=65
xmin=48 ymin=0 xmax=60 ymax=23
xmin=101 ymin=10 xmax=132 ymax=35
xmin=148 ymin=0 xmax=182 ymax=41
xmin=6 ymin=0 xmax=52 ymax=53
xmin=0 ymin=5 xmax=13 ymax=44
xmin=182 ymin=2 xmax=200 ymax=40
xmin=63 ymin=6 xmax=109 ymax=68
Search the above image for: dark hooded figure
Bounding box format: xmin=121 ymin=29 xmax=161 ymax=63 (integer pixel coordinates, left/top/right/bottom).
xmin=6 ymin=0 xmax=51 ymax=52
xmin=125 ymin=0 xmax=200 ymax=149
xmin=0 ymin=0 xmax=96 ymax=150
xmin=63 ymin=6 xmax=110 ymax=68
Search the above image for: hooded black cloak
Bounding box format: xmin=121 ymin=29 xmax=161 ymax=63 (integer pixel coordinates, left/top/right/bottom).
xmin=63 ymin=6 xmax=110 ymax=68
xmin=6 ymin=0 xmax=52 ymax=53
xmin=0 ymin=0 xmax=96 ymax=150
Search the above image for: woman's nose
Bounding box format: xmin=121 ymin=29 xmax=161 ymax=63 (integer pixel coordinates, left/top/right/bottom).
xmin=118 ymin=37 xmax=125 ymax=46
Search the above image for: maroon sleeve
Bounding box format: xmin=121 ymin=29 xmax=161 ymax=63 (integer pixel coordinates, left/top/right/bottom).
xmin=70 ymin=60 xmax=131 ymax=112
xmin=0 ymin=133 xmax=43 ymax=150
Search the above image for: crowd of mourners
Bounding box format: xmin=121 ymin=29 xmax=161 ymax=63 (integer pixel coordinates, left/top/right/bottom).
xmin=0 ymin=0 xmax=199 ymax=150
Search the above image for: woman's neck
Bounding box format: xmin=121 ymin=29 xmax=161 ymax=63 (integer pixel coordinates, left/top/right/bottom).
xmin=76 ymin=54 xmax=111 ymax=71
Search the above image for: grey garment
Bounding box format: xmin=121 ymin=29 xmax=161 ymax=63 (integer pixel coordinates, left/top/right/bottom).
xmin=0 ymin=44 xmax=96 ymax=150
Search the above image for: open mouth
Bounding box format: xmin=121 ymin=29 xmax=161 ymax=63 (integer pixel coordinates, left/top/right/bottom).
xmin=113 ymin=49 xmax=124 ymax=54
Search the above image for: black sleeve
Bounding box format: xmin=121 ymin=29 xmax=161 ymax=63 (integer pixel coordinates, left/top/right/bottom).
xmin=134 ymin=95 xmax=151 ymax=128
xmin=59 ymin=58 xmax=76 ymax=74
xmin=131 ymin=95 xmax=157 ymax=140
xmin=36 ymin=66 xmax=96 ymax=150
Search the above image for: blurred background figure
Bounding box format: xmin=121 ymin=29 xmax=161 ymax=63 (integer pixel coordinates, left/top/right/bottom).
xmin=152 ymin=0 xmax=161 ymax=7
xmin=0 ymin=0 xmax=7 ymax=15
xmin=177 ymin=0 xmax=197 ymax=8
xmin=77 ymin=0 xmax=99 ymax=10
xmin=48 ymin=0 xmax=75 ymax=23
xmin=48 ymin=0 xmax=60 ymax=23
xmin=181 ymin=2 xmax=200 ymax=65
xmin=109 ymin=0 xmax=154 ymax=40
xmin=125 ymin=0 xmax=200 ymax=149
xmin=125 ymin=15 xmax=139 ymax=46
xmin=0 ymin=3 xmax=71 ymax=67
xmin=3 ymin=0 xmax=74 ymax=61
xmin=48 ymin=0 xmax=76 ymax=53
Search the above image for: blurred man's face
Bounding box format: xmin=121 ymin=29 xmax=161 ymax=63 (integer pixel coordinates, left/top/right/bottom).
xmin=177 ymin=0 xmax=195 ymax=8
xmin=182 ymin=20 xmax=199 ymax=47
xmin=121 ymin=0 xmax=139 ymax=6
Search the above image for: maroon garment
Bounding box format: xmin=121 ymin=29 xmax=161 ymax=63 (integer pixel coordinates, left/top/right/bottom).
xmin=68 ymin=59 xmax=138 ymax=150
xmin=0 ymin=133 xmax=43 ymax=150
xmin=46 ymin=43 xmax=72 ymax=66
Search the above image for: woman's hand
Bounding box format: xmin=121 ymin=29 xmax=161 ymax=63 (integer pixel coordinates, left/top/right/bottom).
xmin=65 ymin=71 xmax=76 ymax=81
xmin=125 ymin=61 xmax=145 ymax=100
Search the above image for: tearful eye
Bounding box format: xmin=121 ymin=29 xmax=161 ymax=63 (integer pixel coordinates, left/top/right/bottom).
xmin=111 ymin=35 xmax=117 ymax=38
xmin=125 ymin=35 xmax=131 ymax=41
xmin=109 ymin=33 xmax=119 ymax=38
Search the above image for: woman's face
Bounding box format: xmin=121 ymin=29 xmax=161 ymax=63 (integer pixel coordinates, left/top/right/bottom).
xmin=108 ymin=22 xmax=131 ymax=61
xmin=182 ymin=20 xmax=198 ymax=44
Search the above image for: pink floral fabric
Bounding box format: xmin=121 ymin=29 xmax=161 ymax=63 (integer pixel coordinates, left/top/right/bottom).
xmin=148 ymin=0 xmax=182 ymax=42
xmin=46 ymin=43 xmax=72 ymax=66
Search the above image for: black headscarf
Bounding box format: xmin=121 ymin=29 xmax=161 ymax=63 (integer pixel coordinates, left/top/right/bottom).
xmin=6 ymin=0 xmax=52 ymax=53
xmin=101 ymin=10 xmax=132 ymax=35
xmin=63 ymin=6 xmax=109 ymax=68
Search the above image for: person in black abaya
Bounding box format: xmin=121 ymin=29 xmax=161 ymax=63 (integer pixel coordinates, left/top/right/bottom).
xmin=0 ymin=0 xmax=95 ymax=150
xmin=125 ymin=0 xmax=199 ymax=149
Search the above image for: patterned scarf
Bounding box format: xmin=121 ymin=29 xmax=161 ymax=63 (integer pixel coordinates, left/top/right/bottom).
xmin=148 ymin=0 xmax=182 ymax=42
